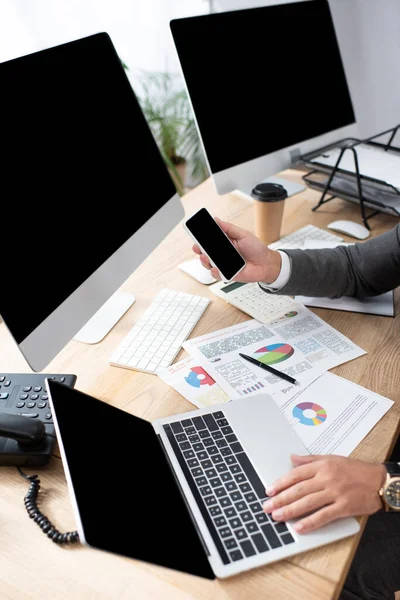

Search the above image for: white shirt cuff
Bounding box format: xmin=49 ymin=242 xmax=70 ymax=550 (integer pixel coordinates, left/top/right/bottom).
xmin=259 ymin=251 xmax=291 ymax=291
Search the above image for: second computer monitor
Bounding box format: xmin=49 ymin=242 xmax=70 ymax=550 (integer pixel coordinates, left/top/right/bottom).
xmin=170 ymin=0 xmax=358 ymax=196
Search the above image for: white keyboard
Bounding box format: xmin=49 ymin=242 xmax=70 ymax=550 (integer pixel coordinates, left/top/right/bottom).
xmin=268 ymin=224 xmax=343 ymax=250
xmin=109 ymin=289 xmax=210 ymax=374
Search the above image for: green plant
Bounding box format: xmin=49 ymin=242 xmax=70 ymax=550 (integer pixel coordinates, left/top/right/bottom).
xmin=131 ymin=69 xmax=209 ymax=195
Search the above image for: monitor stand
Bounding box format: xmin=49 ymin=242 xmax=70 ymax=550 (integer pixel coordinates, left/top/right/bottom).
xmin=259 ymin=175 xmax=306 ymax=197
xmin=74 ymin=291 xmax=135 ymax=344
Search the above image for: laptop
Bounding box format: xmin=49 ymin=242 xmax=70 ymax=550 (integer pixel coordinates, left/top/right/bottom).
xmin=47 ymin=380 xmax=359 ymax=579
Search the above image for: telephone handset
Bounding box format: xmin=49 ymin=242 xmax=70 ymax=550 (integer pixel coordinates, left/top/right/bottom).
xmin=0 ymin=373 xmax=79 ymax=545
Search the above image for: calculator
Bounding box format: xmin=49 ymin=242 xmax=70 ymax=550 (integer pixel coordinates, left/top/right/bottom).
xmin=209 ymin=281 xmax=299 ymax=323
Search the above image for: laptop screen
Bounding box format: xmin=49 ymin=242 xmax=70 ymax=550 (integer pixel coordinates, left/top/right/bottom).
xmin=48 ymin=380 xmax=214 ymax=579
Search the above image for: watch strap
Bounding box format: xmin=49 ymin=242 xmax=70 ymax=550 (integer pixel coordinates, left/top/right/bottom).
xmin=383 ymin=462 xmax=400 ymax=476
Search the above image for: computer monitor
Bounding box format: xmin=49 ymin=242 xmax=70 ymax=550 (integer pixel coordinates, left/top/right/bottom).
xmin=170 ymin=0 xmax=359 ymax=197
xmin=0 ymin=32 xmax=184 ymax=372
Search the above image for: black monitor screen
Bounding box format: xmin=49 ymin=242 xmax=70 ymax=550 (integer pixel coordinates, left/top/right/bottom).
xmin=0 ymin=33 xmax=176 ymax=343
xmin=171 ymin=0 xmax=356 ymax=174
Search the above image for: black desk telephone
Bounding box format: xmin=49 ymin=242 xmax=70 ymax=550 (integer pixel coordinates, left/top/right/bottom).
xmin=1 ymin=373 xmax=80 ymax=545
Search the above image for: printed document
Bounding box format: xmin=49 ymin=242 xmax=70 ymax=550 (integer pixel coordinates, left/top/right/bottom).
xmin=157 ymin=355 xmax=230 ymax=409
xmin=272 ymin=372 xmax=393 ymax=457
xmin=183 ymin=307 xmax=365 ymax=398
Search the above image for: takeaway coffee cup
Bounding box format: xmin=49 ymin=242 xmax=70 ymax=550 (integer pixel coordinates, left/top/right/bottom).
xmin=251 ymin=182 xmax=288 ymax=244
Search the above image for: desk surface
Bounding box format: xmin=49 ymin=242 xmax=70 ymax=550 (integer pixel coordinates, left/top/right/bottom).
xmin=1 ymin=170 xmax=399 ymax=600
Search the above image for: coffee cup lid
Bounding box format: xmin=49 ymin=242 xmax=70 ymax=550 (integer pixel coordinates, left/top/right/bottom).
xmin=251 ymin=182 xmax=288 ymax=202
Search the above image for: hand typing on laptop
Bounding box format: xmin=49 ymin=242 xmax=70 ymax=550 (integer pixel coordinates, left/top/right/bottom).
xmin=194 ymin=218 xmax=400 ymax=598
xmin=262 ymin=454 xmax=386 ymax=533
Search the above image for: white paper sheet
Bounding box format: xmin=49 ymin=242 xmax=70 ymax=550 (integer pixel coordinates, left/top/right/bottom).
xmin=272 ymin=372 xmax=394 ymax=456
xmin=157 ymin=355 xmax=231 ymax=409
xmin=183 ymin=307 xmax=366 ymax=399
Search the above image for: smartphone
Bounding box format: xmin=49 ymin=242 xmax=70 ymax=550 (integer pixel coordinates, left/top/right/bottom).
xmin=183 ymin=208 xmax=246 ymax=282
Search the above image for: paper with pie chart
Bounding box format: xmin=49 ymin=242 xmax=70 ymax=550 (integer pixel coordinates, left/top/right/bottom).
xmin=157 ymin=355 xmax=230 ymax=409
xmin=272 ymin=372 xmax=393 ymax=456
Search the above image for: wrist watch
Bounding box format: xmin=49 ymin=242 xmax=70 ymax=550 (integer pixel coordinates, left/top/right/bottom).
xmin=379 ymin=462 xmax=400 ymax=512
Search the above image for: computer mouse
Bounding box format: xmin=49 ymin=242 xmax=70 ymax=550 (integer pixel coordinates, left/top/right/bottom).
xmin=327 ymin=220 xmax=370 ymax=240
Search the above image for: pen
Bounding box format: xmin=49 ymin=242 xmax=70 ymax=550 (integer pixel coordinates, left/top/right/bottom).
xmin=239 ymin=353 xmax=299 ymax=385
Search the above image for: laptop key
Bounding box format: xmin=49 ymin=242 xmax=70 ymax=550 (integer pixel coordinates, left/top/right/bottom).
xmin=211 ymin=455 xmax=223 ymax=464
xmin=181 ymin=419 xmax=192 ymax=428
xmin=239 ymin=482 xmax=251 ymax=493
xmin=246 ymin=521 xmax=259 ymax=534
xmin=228 ymin=518 xmax=242 ymax=529
xmin=205 ymin=468 xmax=217 ymax=478
xmin=183 ymin=450 xmax=195 ymax=459
xmin=192 ymin=416 xmax=206 ymax=431
xmin=201 ymin=459 xmax=213 ymax=469
xmin=234 ymin=501 xmax=247 ymax=512
xmin=226 ymin=433 xmax=238 ymax=444
xmin=220 ymin=447 xmax=233 ymax=457
xmin=230 ymin=550 xmax=243 ymax=562
xmin=208 ymin=446 xmax=219 ymax=456
xmin=220 ymin=497 xmax=232 ymax=508
xmin=176 ymin=433 xmax=187 ymax=442
xmin=199 ymin=430 xmax=211 ymax=439
xmin=200 ymin=486 xmax=212 ymax=496
xmin=256 ymin=513 xmax=268 ymax=524
xmin=245 ymin=493 xmax=258 ymax=504
xmin=234 ymin=528 xmax=248 ymax=540
xmin=281 ymin=533 xmax=295 ymax=545
xmin=221 ymin=426 xmax=233 ymax=435
xmin=241 ymin=511 xmax=253 ymax=523
xmin=226 ymin=481 xmax=237 ymax=492
xmin=187 ymin=459 xmax=199 ymax=468
xmin=210 ymin=506 xmax=222 ymax=516
xmin=203 ymin=438 xmax=215 ymax=447
xmin=210 ymin=477 xmax=222 ymax=488
xmin=224 ymin=538 xmax=238 ymax=550
xmin=234 ymin=473 xmax=246 ymax=484
xmin=214 ymin=517 xmax=227 ymax=528
xmin=212 ymin=431 xmax=223 ymax=440
xmin=217 ymin=418 xmax=229 ymax=427
xmin=235 ymin=452 xmax=266 ymax=499
xmin=221 ymin=472 xmax=233 ymax=482
xmin=191 ymin=467 xmax=203 ymax=478
xmin=274 ymin=522 xmax=289 ymax=534
xmin=188 ymin=434 xmax=200 ymax=443
xmin=216 ymin=463 xmax=228 ymax=473
xmin=249 ymin=502 xmax=263 ymax=514
xmin=219 ymin=527 xmax=232 ymax=539
xmin=224 ymin=507 xmax=237 ymax=518
xmin=203 ymin=413 xmax=219 ymax=431
xmin=213 ymin=411 xmax=225 ymax=420
xmin=186 ymin=427 xmax=196 ymax=435
xmin=240 ymin=540 xmax=256 ymax=558
xmin=179 ymin=442 xmax=191 ymax=451
xmin=193 ymin=443 xmax=205 ymax=452
xmin=252 ymin=533 xmax=269 ymax=553
xmin=170 ymin=422 xmax=184 ymax=434
xmin=204 ymin=495 xmax=218 ymax=506
xmin=261 ymin=524 xmax=282 ymax=549
xmin=215 ymin=487 xmax=227 ymax=498
xmin=230 ymin=442 xmax=244 ymax=453
xmin=226 ymin=456 xmax=237 ymax=465
xmin=195 ymin=476 xmax=207 ymax=487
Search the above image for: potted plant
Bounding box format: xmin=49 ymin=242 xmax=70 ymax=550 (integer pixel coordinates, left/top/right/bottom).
xmin=126 ymin=68 xmax=209 ymax=196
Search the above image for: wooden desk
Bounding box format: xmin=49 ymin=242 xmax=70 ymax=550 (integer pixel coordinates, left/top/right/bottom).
xmin=1 ymin=170 xmax=399 ymax=600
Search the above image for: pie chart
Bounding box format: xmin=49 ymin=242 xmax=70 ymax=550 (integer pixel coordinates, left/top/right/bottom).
xmin=293 ymin=402 xmax=327 ymax=426
xmin=253 ymin=343 xmax=294 ymax=365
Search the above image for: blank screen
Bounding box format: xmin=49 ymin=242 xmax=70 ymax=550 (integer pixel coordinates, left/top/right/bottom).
xmin=0 ymin=33 xmax=176 ymax=343
xmin=171 ymin=0 xmax=356 ymax=173
xmin=186 ymin=209 xmax=245 ymax=280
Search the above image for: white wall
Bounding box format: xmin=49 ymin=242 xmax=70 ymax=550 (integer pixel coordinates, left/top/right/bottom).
xmin=0 ymin=0 xmax=208 ymax=74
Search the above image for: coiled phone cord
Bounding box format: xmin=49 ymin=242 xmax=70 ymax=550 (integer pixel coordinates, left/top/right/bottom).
xmin=17 ymin=467 xmax=80 ymax=545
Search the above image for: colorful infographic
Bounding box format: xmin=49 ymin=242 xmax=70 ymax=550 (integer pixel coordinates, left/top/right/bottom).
xmin=185 ymin=366 xmax=215 ymax=388
xmin=293 ymin=402 xmax=327 ymax=426
xmin=284 ymin=311 xmax=298 ymax=318
xmin=253 ymin=343 xmax=294 ymax=365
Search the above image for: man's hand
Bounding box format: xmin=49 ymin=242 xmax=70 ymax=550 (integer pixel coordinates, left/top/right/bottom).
xmin=263 ymin=454 xmax=387 ymax=533
xmin=192 ymin=217 xmax=282 ymax=284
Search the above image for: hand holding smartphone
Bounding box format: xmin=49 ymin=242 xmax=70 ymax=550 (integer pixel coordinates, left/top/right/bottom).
xmin=183 ymin=208 xmax=246 ymax=282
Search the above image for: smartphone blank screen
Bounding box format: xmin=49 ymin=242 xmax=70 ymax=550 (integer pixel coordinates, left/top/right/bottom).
xmin=186 ymin=209 xmax=245 ymax=280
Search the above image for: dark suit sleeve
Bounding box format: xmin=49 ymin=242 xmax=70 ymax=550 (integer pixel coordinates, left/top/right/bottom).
xmin=274 ymin=224 xmax=400 ymax=299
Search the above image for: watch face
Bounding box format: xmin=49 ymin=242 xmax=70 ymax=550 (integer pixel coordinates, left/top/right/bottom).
xmin=384 ymin=477 xmax=400 ymax=509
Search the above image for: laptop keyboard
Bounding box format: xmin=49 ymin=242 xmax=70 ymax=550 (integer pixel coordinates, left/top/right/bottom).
xmin=163 ymin=410 xmax=295 ymax=565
